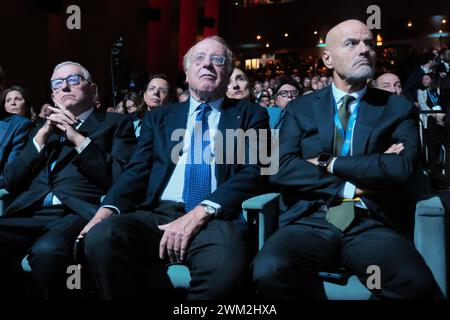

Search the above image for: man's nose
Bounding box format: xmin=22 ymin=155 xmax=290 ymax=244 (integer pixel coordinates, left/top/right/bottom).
xmin=61 ymin=79 xmax=71 ymax=91
xmin=233 ymin=84 xmax=240 ymax=90
xmin=155 ymin=90 xmax=161 ymax=97
xmin=201 ymin=56 xmax=214 ymax=68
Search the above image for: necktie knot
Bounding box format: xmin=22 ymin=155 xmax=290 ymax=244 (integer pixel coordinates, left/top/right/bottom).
xmin=197 ymin=103 xmax=211 ymax=119
xmin=341 ymin=95 xmax=355 ymax=112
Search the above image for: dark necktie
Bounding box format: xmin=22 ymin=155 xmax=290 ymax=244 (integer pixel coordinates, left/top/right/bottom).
xmin=182 ymin=103 xmax=212 ymax=212
xmin=43 ymin=137 xmax=65 ymax=206
xmin=333 ymin=95 xmax=355 ymax=156
xmin=327 ymin=95 xmax=356 ymax=231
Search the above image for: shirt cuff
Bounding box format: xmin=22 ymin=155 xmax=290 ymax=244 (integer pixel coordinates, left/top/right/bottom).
xmin=201 ymin=200 xmax=222 ymax=215
xmin=75 ymin=137 xmax=91 ymax=154
xmin=329 ymin=157 xmax=338 ymax=174
xmin=101 ymin=205 xmax=120 ymax=215
xmin=340 ymin=182 xmax=356 ymax=199
xmin=33 ymin=137 xmax=44 ymax=153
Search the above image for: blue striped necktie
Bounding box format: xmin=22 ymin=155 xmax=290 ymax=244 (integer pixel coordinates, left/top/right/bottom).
xmin=182 ymin=103 xmax=212 ymax=212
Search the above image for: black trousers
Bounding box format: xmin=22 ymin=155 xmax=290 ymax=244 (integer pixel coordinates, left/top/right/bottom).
xmin=0 ymin=206 xmax=88 ymax=299
xmin=251 ymin=209 xmax=442 ymax=300
xmin=83 ymin=202 xmax=249 ymax=300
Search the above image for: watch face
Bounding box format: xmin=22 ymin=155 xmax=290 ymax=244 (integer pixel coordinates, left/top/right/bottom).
xmin=203 ymin=205 xmax=215 ymax=215
xmin=317 ymin=153 xmax=332 ymax=163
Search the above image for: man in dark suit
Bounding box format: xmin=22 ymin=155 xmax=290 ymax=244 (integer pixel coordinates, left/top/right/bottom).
xmin=0 ymin=61 xmax=136 ymax=298
xmin=403 ymin=52 xmax=434 ymax=103
xmin=252 ymin=20 xmax=442 ymax=299
xmin=438 ymin=49 xmax=450 ymax=188
xmin=0 ymin=114 xmax=33 ymax=189
xmin=79 ymin=36 xmax=269 ymax=299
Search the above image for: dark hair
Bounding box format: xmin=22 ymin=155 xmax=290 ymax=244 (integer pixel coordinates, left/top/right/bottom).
xmin=275 ymin=78 xmax=302 ymax=95
xmin=420 ymin=53 xmax=435 ymax=66
xmin=0 ymin=85 xmax=32 ymax=119
xmin=122 ymin=91 xmax=146 ymax=117
xmin=144 ymin=73 xmax=172 ymax=104
xmin=145 ymin=73 xmax=170 ymax=91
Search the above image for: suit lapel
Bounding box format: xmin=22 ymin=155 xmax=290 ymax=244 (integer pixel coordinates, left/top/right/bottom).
xmin=352 ymin=93 xmax=384 ymax=156
xmin=165 ymin=101 xmax=190 ymax=160
xmin=52 ymin=111 xmax=103 ymax=173
xmin=313 ymin=87 xmax=335 ymax=153
xmin=217 ymin=98 xmax=242 ymax=183
xmin=0 ymin=119 xmax=9 ymax=146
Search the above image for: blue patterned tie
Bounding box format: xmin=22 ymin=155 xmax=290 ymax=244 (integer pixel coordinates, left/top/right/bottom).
xmin=182 ymin=103 xmax=212 ymax=212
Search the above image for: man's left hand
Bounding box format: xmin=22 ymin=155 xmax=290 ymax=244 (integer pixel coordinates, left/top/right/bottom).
xmin=158 ymin=205 xmax=211 ymax=263
xmin=307 ymin=157 xmax=334 ymax=173
xmin=47 ymin=105 xmax=86 ymax=147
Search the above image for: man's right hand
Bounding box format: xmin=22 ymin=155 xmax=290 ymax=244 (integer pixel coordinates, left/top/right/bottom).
xmin=384 ymin=143 xmax=404 ymax=154
xmin=34 ymin=119 xmax=54 ymax=148
xmin=353 ymin=143 xmax=404 ymax=197
xmin=78 ymin=207 xmax=115 ymax=239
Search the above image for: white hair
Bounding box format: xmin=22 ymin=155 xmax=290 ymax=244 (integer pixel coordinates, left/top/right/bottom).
xmin=52 ymin=61 xmax=92 ymax=82
xmin=183 ymin=36 xmax=234 ymax=75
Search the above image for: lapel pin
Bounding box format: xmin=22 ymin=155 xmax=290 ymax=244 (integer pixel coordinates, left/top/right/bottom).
xmin=237 ymin=116 xmax=240 ymax=119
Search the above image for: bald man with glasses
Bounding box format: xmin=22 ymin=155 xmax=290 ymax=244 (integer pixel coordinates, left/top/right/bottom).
xmin=0 ymin=61 xmax=136 ymax=299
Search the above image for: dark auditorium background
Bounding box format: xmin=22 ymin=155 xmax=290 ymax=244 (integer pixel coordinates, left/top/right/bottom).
xmin=0 ymin=0 xmax=449 ymax=107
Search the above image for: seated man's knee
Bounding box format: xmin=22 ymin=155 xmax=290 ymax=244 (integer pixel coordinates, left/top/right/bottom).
xmin=252 ymin=250 xmax=289 ymax=287
xmin=83 ymin=218 xmax=122 ymax=262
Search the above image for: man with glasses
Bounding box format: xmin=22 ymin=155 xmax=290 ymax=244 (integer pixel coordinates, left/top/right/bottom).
xmin=0 ymin=61 xmax=136 ymax=299
xmin=80 ymin=36 xmax=269 ymax=299
xmin=264 ymin=78 xmax=300 ymax=129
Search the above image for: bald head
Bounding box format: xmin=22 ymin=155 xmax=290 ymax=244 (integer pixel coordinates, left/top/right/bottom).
xmin=322 ymin=19 xmax=376 ymax=91
xmin=375 ymin=73 xmax=402 ymax=95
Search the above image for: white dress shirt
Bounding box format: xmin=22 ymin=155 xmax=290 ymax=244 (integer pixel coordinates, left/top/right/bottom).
xmin=160 ymin=96 xmax=223 ymax=212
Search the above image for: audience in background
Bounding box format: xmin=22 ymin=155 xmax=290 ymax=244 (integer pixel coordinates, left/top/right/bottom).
xmin=0 ymin=85 xmax=33 ymax=119
xmin=227 ymin=67 xmax=250 ymax=100
xmin=374 ymin=73 xmax=403 ymax=95
xmin=143 ymin=74 xmax=170 ymax=110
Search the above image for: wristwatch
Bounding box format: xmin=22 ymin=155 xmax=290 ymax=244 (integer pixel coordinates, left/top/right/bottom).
xmin=201 ymin=204 xmax=217 ymax=216
xmin=317 ymin=153 xmax=333 ymax=169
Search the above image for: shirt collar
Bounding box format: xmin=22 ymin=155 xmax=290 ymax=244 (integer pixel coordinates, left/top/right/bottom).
xmin=188 ymin=96 xmax=223 ymax=116
xmin=76 ymin=107 xmax=94 ymax=128
xmin=331 ymin=83 xmax=367 ymax=106
xmin=421 ymin=65 xmax=431 ymax=74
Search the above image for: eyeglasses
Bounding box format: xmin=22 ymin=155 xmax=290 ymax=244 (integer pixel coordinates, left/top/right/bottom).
xmin=50 ymin=74 xmax=90 ymax=90
xmin=277 ymin=90 xmax=299 ymax=98
xmin=147 ymin=86 xmax=169 ymax=95
xmin=193 ymin=54 xmax=226 ymax=66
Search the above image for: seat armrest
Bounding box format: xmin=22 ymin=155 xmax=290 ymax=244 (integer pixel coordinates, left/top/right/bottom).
xmin=242 ymin=193 xmax=280 ymax=252
xmin=0 ymin=189 xmax=11 ymax=216
xmin=414 ymin=196 xmax=447 ymax=298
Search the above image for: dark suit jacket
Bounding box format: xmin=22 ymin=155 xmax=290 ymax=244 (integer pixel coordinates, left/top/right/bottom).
xmin=3 ymin=111 xmax=136 ymax=220
xmin=0 ymin=115 xmax=34 ymax=189
xmin=270 ymin=86 xmax=420 ymax=228
xmin=102 ymin=98 xmax=270 ymax=220
xmin=403 ymin=67 xmax=426 ymax=102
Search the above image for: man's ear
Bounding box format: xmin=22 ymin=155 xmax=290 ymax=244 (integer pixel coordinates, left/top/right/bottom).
xmin=90 ymin=83 xmax=98 ymax=97
xmin=322 ymin=50 xmax=334 ymax=70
